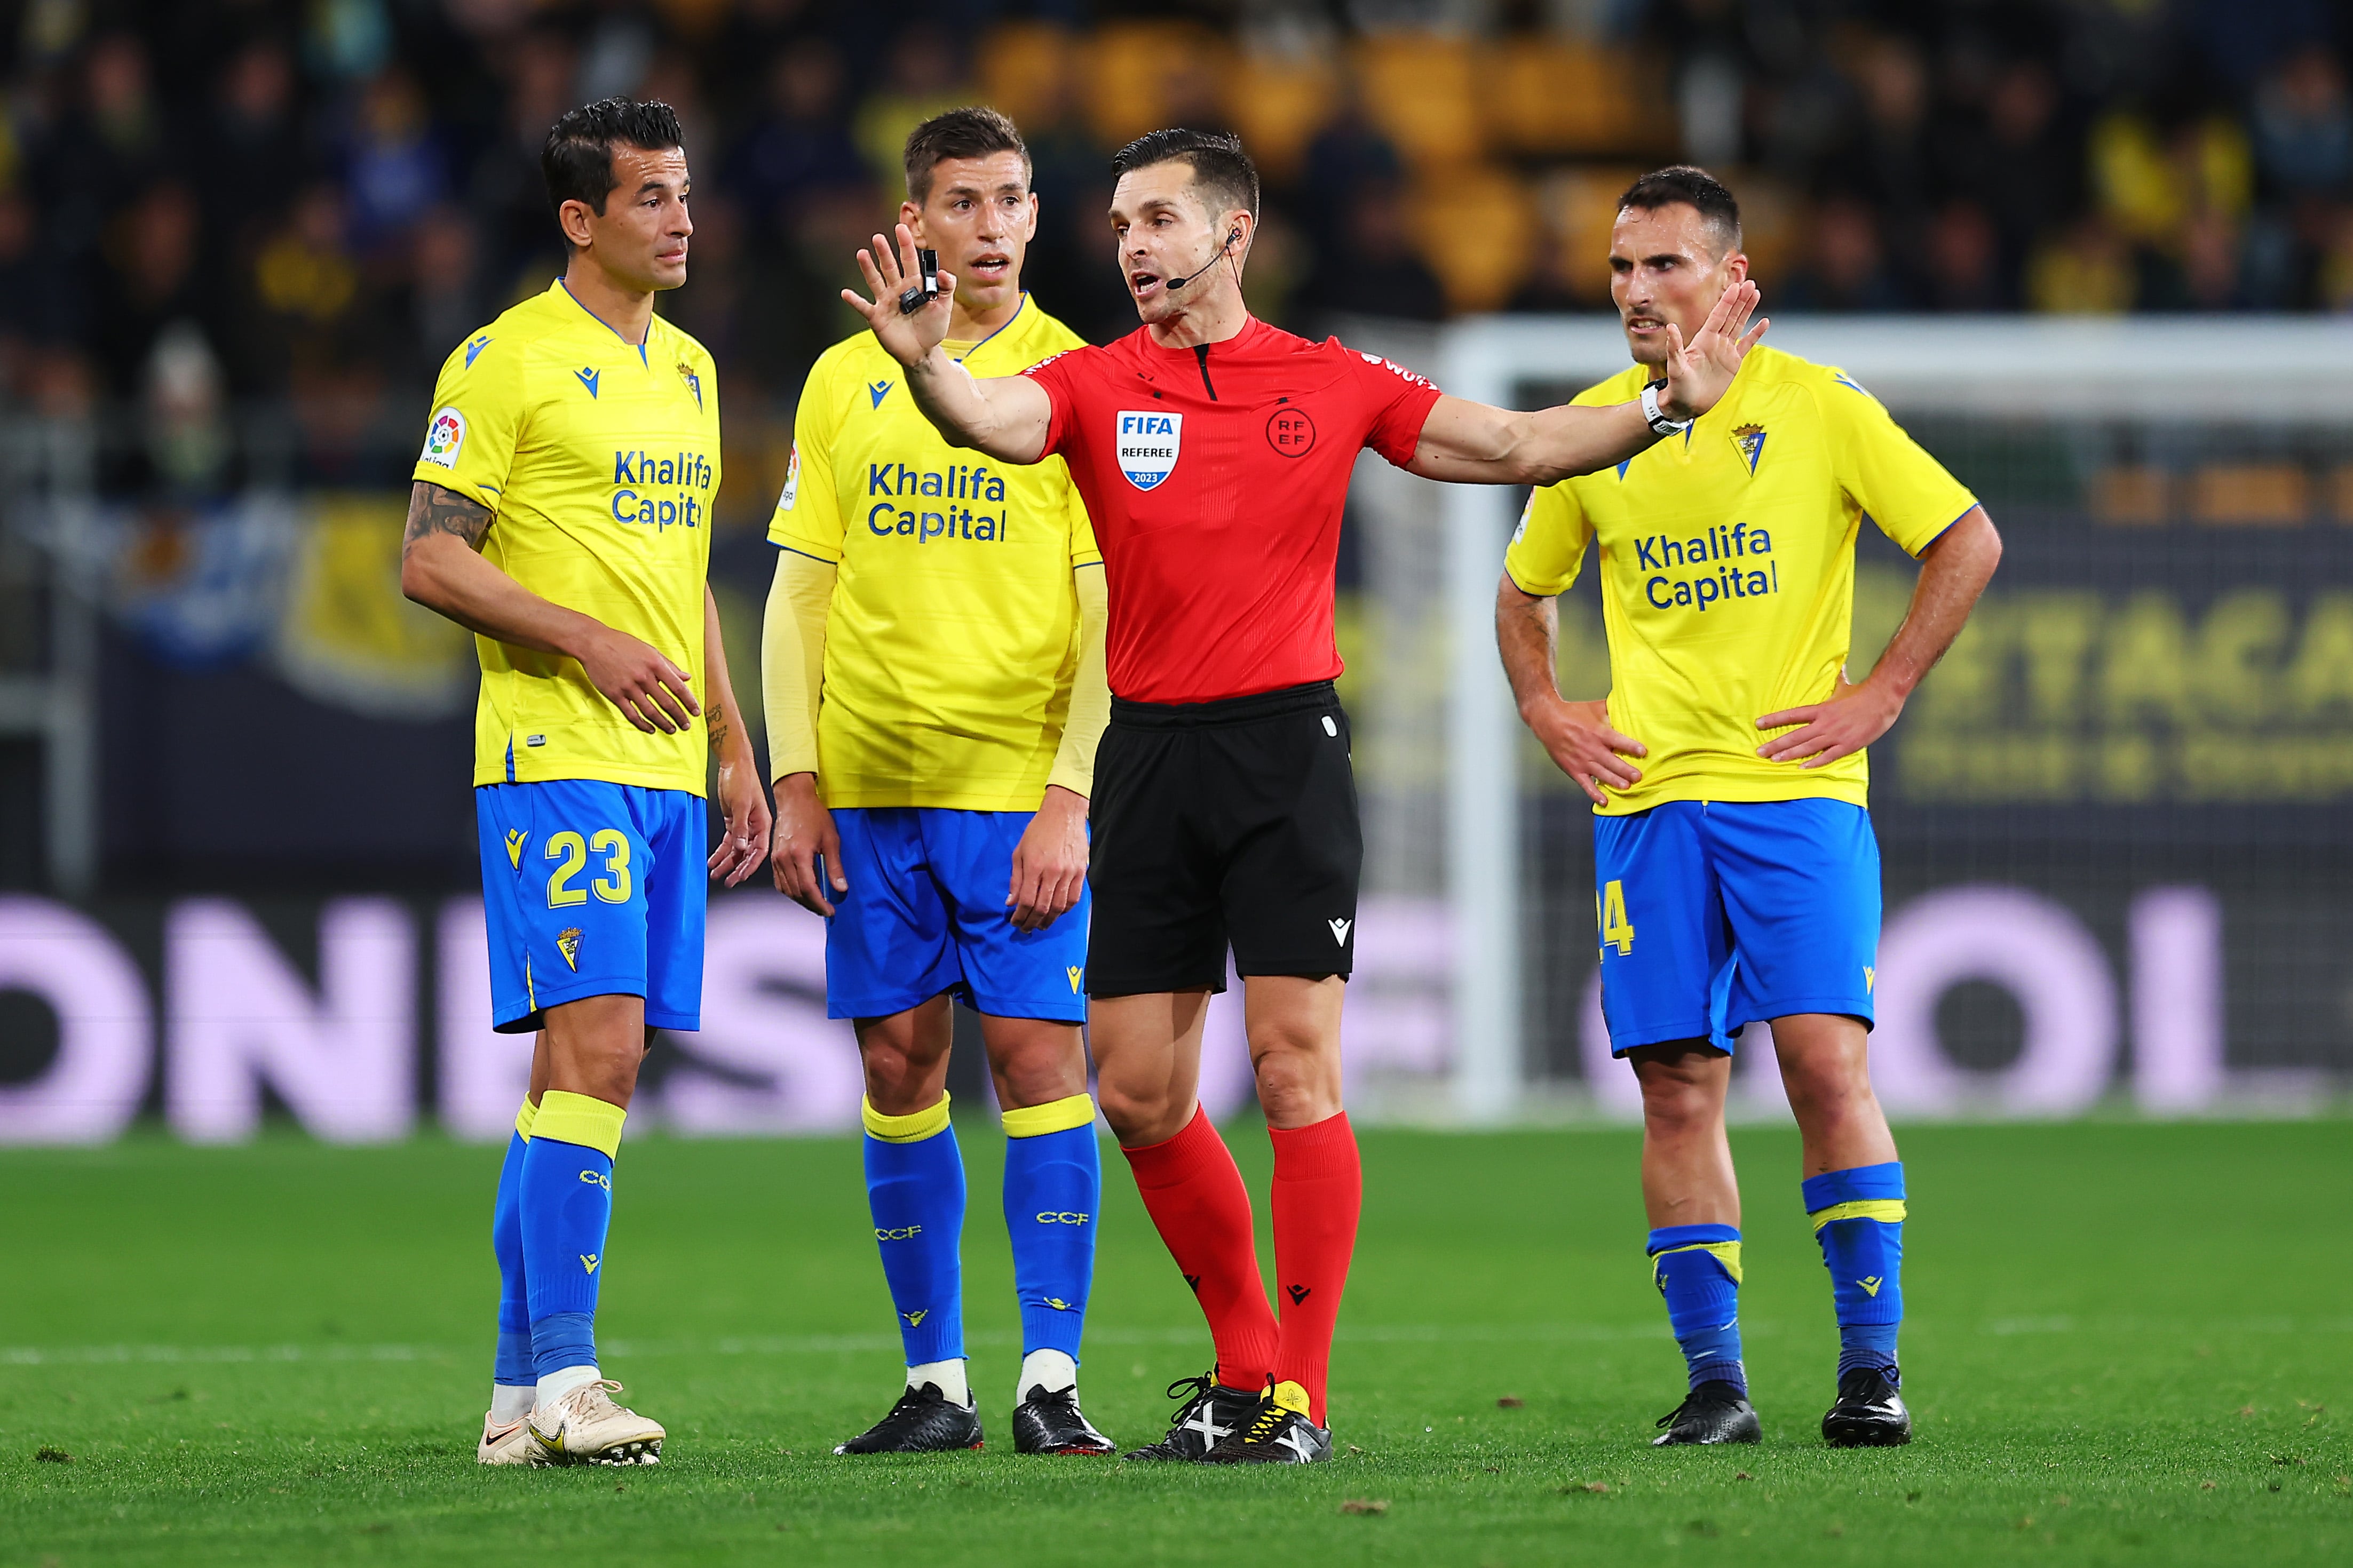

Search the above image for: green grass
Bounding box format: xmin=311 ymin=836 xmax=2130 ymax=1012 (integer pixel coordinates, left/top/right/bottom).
xmin=2 ymin=1121 xmax=2348 ymax=1566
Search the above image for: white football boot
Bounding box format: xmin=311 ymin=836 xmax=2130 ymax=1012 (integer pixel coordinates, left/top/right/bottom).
xmin=478 ymin=1411 xmax=535 ymax=1465
xmin=525 ymin=1380 xmax=665 ymax=1467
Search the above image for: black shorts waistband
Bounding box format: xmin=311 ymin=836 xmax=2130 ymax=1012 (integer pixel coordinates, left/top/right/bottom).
xmin=1110 ymin=680 xmax=1339 ymax=730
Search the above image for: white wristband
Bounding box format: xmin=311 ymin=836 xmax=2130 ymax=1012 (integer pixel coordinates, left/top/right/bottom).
xmin=1641 ymin=380 xmax=1689 ymax=437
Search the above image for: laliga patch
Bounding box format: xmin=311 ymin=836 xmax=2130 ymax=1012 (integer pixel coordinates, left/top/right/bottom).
xmin=419 ymin=407 xmax=465 ymax=468
xmin=1115 ymin=410 xmax=1182 ymax=491
xmin=779 ymin=443 xmax=801 ymax=511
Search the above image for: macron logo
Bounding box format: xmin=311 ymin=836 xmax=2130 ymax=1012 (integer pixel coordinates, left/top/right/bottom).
xmin=1328 ymin=918 xmax=1352 ymax=946
xmin=464 ymin=334 xmax=492 ymax=368
xmin=869 ymin=379 xmax=893 ymax=408
xmin=574 ymin=367 xmax=600 ymax=398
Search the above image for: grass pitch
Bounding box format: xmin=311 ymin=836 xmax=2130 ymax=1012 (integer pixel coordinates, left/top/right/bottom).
xmin=3 ymin=1120 xmax=2348 ymax=1566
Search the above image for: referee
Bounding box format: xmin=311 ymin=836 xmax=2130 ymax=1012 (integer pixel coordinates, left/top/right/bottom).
xmin=842 ymin=128 xmax=1763 ymax=1463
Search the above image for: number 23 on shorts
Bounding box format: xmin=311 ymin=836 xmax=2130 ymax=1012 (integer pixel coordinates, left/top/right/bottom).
xmin=544 ymin=828 xmax=633 ymax=908
xmin=1597 ymin=878 xmax=1635 ymax=959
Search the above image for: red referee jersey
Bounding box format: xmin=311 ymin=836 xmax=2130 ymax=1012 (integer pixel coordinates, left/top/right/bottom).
xmin=1024 ymin=316 xmax=1442 ymax=704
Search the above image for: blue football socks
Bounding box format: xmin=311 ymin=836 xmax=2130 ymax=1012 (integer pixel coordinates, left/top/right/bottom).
xmin=1804 ymin=1161 xmax=1906 ymax=1379
xmin=520 ymin=1090 xmax=625 ymax=1391
xmin=1648 ymin=1224 xmax=1747 ymax=1392
xmin=863 ymin=1094 xmax=966 ymax=1373
xmin=1000 ymin=1094 xmax=1101 ymax=1373
xmin=489 ymin=1101 xmax=536 ymax=1409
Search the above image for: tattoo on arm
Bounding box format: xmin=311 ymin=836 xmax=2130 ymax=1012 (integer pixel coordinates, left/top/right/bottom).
xmin=707 ymin=709 xmax=732 ymax=753
xmin=402 ymin=482 xmax=492 ymax=558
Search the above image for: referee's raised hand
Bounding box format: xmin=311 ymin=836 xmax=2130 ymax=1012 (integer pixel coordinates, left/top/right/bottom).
xmin=843 ymin=222 xmax=955 ymax=369
xmin=1657 ymin=277 xmax=1768 ymax=423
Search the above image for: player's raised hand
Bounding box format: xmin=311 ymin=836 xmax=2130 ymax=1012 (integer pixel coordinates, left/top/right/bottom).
xmin=1755 ymin=668 xmax=1904 ymax=768
xmin=1659 ymin=278 xmax=1767 ymax=423
xmin=575 ymin=624 xmax=701 ymax=733
xmin=1529 ymin=696 xmax=1646 ymax=808
xmin=1007 ymin=784 xmax=1088 ymax=932
xmin=769 ymin=773 xmax=847 ymax=917
xmin=842 ymin=222 xmax=955 ymax=369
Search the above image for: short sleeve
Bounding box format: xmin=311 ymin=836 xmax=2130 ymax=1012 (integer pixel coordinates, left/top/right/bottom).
xmin=1819 ymin=367 xmax=1978 ymax=558
xmin=1059 ymin=459 xmax=1102 ymax=568
xmin=1346 ymin=349 xmax=1444 ymax=468
xmin=769 ymin=356 xmax=844 ymax=562
xmin=413 ymin=332 xmax=523 ymax=508
xmin=1502 ymin=482 xmax=1593 ymax=597
xmin=1023 ymin=348 xmax=1086 ymax=459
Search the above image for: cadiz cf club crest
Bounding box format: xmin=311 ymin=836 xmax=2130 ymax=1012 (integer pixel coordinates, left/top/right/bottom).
xmin=677 ymin=361 xmax=703 ymax=412
xmin=557 ymin=927 xmax=583 ymax=971
xmin=1732 ymin=423 xmax=1767 ymax=475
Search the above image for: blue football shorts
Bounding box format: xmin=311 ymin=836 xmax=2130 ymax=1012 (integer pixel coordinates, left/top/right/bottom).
xmin=1591 ymin=798 xmax=1881 ymax=1056
xmin=825 ymin=806 xmax=1089 ymax=1024
xmin=475 ymin=779 xmax=706 ymax=1033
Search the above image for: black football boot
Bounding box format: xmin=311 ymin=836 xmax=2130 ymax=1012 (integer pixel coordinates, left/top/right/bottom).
xmin=834 ymin=1382 xmax=985 ymax=1454
xmin=1651 ymin=1379 xmax=1763 ymax=1446
xmin=1120 ymin=1372 xmax=1263 ymax=1461
xmin=1012 ymin=1384 xmax=1116 ymax=1455
xmin=1201 ymin=1383 xmax=1333 ymax=1465
xmin=1821 ymin=1365 xmax=1911 ymax=1447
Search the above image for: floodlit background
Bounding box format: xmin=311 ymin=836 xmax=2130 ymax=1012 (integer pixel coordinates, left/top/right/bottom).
xmin=2 ymin=0 xmax=2352 ymax=1141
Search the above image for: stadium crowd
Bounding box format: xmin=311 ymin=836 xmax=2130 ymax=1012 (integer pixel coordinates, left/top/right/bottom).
xmin=1 ymin=0 xmax=2348 ymax=483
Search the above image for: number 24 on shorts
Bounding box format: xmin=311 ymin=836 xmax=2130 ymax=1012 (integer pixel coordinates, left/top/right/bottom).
xmin=544 ymin=829 xmax=632 ymax=908
xmin=1597 ymin=879 xmax=1635 ymax=958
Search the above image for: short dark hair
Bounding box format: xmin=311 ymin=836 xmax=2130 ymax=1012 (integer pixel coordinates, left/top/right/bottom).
xmin=1110 ymin=128 xmax=1259 ymax=221
xmin=542 ymin=98 xmax=686 ymax=232
xmin=1618 ymin=165 xmax=1742 ymax=254
xmin=904 ymin=106 xmax=1031 ymax=203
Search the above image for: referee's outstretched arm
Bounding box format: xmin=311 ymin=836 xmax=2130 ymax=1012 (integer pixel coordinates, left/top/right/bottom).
xmin=843 ymin=223 xmax=1056 ymax=465
xmin=1410 ymin=277 xmax=1768 ymax=488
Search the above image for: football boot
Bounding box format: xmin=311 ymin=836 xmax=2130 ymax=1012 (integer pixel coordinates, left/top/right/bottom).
xmin=477 ymin=1410 xmax=534 ymax=1466
xmin=835 ymin=1382 xmax=985 ymax=1455
xmin=1651 ymin=1379 xmax=1762 ymax=1446
xmin=525 ymin=1380 xmax=663 ymax=1466
xmin=1011 ymin=1384 xmax=1116 ymax=1455
xmin=1201 ymin=1380 xmax=1332 ymax=1465
xmin=1120 ymin=1371 xmax=1263 ymax=1461
xmin=1821 ymin=1365 xmax=1911 ymax=1447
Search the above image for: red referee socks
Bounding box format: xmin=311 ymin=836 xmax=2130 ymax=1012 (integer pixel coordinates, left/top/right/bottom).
xmin=1268 ymin=1110 xmax=1362 ymax=1424
xmin=1120 ymin=1105 xmax=1279 ymax=1392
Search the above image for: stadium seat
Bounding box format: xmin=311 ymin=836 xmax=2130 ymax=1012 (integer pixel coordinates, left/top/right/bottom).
xmin=1354 ymin=33 xmax=1486 ymax=170
xmin=2188 ymin=464 xmax=2310 ymax=526
xmin=2091 ymin=465 xmax=2171 ymax=524
xmin=1224 ymin=53 xmax=1337 ymax=185
xmin=1532 ymin=165 xmax=1647 ymax=303
xmin=1483 ymin=41 xmax=1660 ymax=157
xmin=1411 ymin=164 xmax=1536 ymax=313
xmin=977 ymin=21 xmax=1076 ymax=128
xmin=1081 ymin=22 xmax=1232 ymax=148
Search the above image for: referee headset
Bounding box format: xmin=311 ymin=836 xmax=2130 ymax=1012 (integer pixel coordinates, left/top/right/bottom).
xmin=1165 ymin=225 xmax=1245 ymax=291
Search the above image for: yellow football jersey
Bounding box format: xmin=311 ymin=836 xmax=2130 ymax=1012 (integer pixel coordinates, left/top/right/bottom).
xmin=414 ymin=280 xmax=720 ymax=795
xmin=771 ymin=296 xmax=1100 ymax=810
xmin=1504 ymin=345 xmax=1976 ymax=814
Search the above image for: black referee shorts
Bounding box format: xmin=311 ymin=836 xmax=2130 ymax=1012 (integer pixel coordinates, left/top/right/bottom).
xmin=1085 ymin=680 xmax=1361 ymax=998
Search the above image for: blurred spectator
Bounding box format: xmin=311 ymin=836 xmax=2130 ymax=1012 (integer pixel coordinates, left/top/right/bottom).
xmin=853 ymin=25 xmax=970 ymax=190
xmin=724 ymin=44 xmax=867 ymax=240
xmin=470 ymin=29 xmax=579 ymax=290
xmin=2028 ymin=217 xmax=2136 ymax=314
xmin=92 ymin=184 xmax=221 ymax=401
xmin=1779 ymin=196 xmax=1908 ymax=312
xmin=1302 ymin=181 xmax=1445 ymax=324
xmin=251 ymin=184 xmax=361 ymax=388
xmin=1922 ymin=199 xmax=2008 ymax=312
xmin=0 ymin=189 xmax=81 ymax=375
xmin=142 ymin=320 xmax=232 ymax=495
xmin=1937 ymin=59 xmax=2080 ymax=291
xmin=345 ymin=68 xmax=448 ymax=249
xmin=408 ymin=206 xmax=490 ymax=375
xmin=201 ymin=38 xmax=307 ymax=258
xmin=2253 ymin=45 xmax=2353 ymax=199
xmin=54 ymin=34 xmax=176 ymax=260
xmin=1300 ymin=86 xmax=1404 ymax=233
